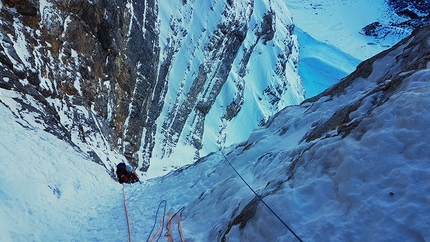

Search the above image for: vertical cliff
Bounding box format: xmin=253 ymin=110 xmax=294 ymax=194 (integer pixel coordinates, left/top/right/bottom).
xmin=0 ymin=0 xmax=303 ymax=173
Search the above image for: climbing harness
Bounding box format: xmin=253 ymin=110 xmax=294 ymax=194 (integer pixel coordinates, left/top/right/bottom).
xmin=122 ymin=184 xmax=133 ymax=242
xmin=147 ymin=200 xmax=185 ymax=242
xmin=220 ymin=151 xmax=303 ymax=242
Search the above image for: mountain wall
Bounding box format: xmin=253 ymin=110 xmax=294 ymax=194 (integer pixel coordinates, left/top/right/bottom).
xmin=0 ymin=0 xmax=303 ymax=172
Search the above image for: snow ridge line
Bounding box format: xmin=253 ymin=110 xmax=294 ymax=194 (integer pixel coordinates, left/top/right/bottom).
xmin=220 ymin=151 xmax=303 ymax=242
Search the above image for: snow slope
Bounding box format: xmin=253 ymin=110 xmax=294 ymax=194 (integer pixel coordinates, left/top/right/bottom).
xmin=1 ymin=1 xmax=429 ymax=241
xmin=295 ymin=27 xmax=360 ymax=98
xmin=0 ymin=0 xmax=305 ymax=175
xmin=147 ymin=0 xmax=304 ymax=174
xmin=0 ymin=101 xmax=120 ymax=241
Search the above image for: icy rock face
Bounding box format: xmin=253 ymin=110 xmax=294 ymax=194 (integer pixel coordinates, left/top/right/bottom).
xmin=0 ymin=0 xmax=303 ymax=172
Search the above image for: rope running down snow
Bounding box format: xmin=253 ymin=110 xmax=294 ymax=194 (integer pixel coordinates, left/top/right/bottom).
xmin=220 ymin=151 xmax=303 ymax=242
xmin=122 ymin=184 xmax=133 ymax=242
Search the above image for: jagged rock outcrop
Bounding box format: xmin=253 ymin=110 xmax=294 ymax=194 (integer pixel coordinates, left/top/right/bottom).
xmin=0 ymin=0 xmax=303 ymax=172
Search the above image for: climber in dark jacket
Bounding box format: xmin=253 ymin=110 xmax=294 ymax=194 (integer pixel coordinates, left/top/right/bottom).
xmin=116 ymin=163 xmax=140 ymax=184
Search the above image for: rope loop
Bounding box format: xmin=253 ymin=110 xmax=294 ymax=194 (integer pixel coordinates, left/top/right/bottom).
xmin=147 ymin=201 xmax=185 ymax=242
xmin=147 ymin=200 xmax=167 ymax=242
xmin=165 ymin=207 xmax=185 ymax=242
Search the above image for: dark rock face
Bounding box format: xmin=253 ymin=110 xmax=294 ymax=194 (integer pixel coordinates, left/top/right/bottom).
xmin=0 ymin=0 xmax=160 ymax=170
xmin=389 ymin=0 xmax=430 ymax=17
xmin=2 ymin=0 xmax=37 ymax=16
xmin=362 ymin=0 xmax=430 ymax=38
xmin=0 ymin=0 xmax=302 ymax=172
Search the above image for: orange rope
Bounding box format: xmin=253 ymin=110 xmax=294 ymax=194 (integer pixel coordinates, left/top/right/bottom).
xmin=148 ymin=203 xmax=185 ymax=242
xmin=122 ymin=184 xmax=132 ymax=242
xmin=165 ymin=209 xmax=185 ymax=242
xmin=165 ymin=212 xmax=173 ymax=242
xmin=149 ymin=215 xmax=165 ymax=242
xmin=178 ymin=212 xmax=185 ymax=242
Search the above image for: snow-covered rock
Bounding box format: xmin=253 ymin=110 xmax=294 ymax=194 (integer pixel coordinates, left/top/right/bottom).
xmin=0 ymin=0 xmax=303 ymax=174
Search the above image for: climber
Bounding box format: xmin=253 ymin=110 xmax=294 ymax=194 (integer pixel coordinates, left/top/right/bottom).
xmin=116 ymin=162 xmax=140 ymax=184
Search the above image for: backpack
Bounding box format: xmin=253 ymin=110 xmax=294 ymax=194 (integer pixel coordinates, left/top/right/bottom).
xmin=117 ymin=162 xmax=126 ymax=171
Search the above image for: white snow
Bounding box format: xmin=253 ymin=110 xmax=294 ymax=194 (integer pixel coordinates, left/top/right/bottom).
xmin=0 ymin=103 xmax=121 ymax=241
xmin=296 ymin=27 xmax=361 ymax=98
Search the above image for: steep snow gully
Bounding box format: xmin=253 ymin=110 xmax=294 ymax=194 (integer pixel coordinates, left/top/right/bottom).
xmin=1 ymin=0 xmax=430 ymax=242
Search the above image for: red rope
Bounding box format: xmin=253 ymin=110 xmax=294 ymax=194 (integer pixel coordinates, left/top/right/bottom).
xmin=147 ymin=201 xmax=185 ymax=242
xmin=123 ymin=184 xmax=133 ymax=242
xmin=165 ymin=209 xmax=185 ymax=242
